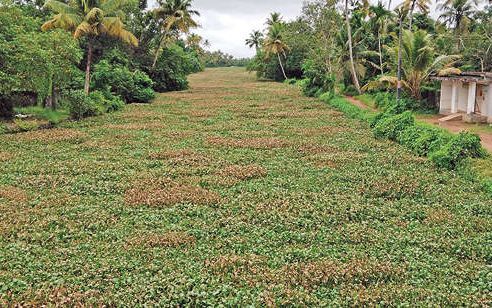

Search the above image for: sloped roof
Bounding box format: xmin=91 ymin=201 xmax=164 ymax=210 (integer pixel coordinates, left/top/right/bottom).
xmin=431 ymin=71 xmax=492 ymax=84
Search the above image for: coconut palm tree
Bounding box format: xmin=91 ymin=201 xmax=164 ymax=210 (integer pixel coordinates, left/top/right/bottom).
xmin=263 ymin=23 xmax=289 ymax=80
xmin=266 ymin=12 xmax=282 ymax=27
xmin=42 ymin=0 xmax=138 ymax=94
xmin=369 ymin=2 xmax=392 ymax=75
xmin=363 ymin=29 xmax=460 ymax=99
xmin=152 ymin=0 xmax=200 ymax=68
xmin=344 ymin=0 xmax=361 ymax=94
xmin=245 ymin=30 xmax=263 ymax=53
xmin=402 ymin=0 xmax=431 ymax=29
xmin=438 ymin=0 xmax=478 ymax=33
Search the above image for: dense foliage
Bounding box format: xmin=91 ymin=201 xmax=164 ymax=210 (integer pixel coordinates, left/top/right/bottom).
xmin=0 ymin=0 xmax=207 ymax=127
xmin=247 ymin=1 xmax=492 ymax=105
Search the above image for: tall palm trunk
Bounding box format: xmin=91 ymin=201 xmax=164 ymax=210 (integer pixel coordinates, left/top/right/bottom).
xmin=378 ymin=29 xmax=384 ymax=75
xmin=408 ymin=0 xmax=416 ymax=30
xmin=84 ymin=39 xmax=93 ymax=95
xmin=152 ymin=33 xmax=167 ymax=69
xmin=345 ymin=0 xmax=361 ymax=94
xmin=397 ymin=15 xmax=403 ymax=101
xmin=277 ymin=53 xmax=287 ymax=80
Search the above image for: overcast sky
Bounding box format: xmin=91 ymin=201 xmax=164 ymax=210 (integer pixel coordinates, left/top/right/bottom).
xmin=154 ymin=0 xmax=481 ymax=58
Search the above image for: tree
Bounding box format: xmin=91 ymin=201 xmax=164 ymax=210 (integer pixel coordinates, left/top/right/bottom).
xmin=42 ymin=0 xmax=138 ymax=95
xmin=344 ymin=0 xmax=361 ymax=94
xmin=369 ymin=2 xmax=392 ymax=75
xmin=364 ymin=30 xmax=460 ymax=99
xmin=245 ymin=30 xmax=263 ymax=53
xmin=438 ymin=0 xmax=477 ymax=33
xmin=266 ymin=12 xmax=282 ymax=26
xmin=263 ymin=23 xmax=289 ymax=80
xmin=152 ymin=0 xmax=200 ymax=68
xmin=403 ymin=0 xmax=431 ymax=29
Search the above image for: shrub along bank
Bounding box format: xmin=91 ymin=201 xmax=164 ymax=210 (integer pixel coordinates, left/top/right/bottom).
xmin=313 ymin=90 xmax=490 ymax=194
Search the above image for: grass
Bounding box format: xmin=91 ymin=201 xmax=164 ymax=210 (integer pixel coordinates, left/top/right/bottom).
xmin=14 ymin=106 xmax=70 ymax=125
xmin=0 ymin=68 xmax=490 ymax=306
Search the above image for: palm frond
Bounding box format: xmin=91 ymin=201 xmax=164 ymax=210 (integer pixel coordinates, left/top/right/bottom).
xmin=43 ymin=0 xmax=78 ymax=14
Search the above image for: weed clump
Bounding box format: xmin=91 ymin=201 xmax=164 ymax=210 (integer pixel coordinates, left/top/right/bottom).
xmin=125 ymin=177 xmax=220 ymax=207
xmin=128 ymin=231 xmax=196 ymax=248
xmin=206 ymin=136 xmax=288 ymax=149
xmin=0 ymin=185 xmax=28 ymax=202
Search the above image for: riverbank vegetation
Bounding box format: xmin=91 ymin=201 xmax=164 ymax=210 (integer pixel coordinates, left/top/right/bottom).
xmin=246 ymin=1 xmax=492 ymax=175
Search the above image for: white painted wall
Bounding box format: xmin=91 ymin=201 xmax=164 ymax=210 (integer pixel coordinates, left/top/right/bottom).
xmin=439 ymin=80 xmax=492 ymax=116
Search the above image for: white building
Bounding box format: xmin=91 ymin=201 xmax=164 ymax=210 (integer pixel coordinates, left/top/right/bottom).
xmin=433 ymin=72 xmax=492 ymax=123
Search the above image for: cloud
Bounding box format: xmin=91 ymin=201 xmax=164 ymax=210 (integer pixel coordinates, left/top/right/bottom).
xmin=149 ymin=0 xmax=486 ymax=58
xmin=191 ymin=0 xmax=303 ymax=58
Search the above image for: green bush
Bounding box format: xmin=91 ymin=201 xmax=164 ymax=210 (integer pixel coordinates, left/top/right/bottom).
xmin=373 ymin=111 xmax=415 ymax=141
xmin=398 ymin=124 xmax=452 ymax=156
xmin=151 ymin=44 xmax=191 ymax=92
xmin=430 ymin=132 xmax=487 ymax=169
xmin=92 ymin=60 xmax=155 ymax=104
xmin=284 ymin=78 xmax=297 ymax=85
xmin=300 ymin=60 xmax=335 ymax=97
xmin=89 ymin=90 xmax=125 ymax=113
xmin=64 ymin=90 xmax=103 ymax=120
xmin=131 ymin=70 xmax=155 ymax=103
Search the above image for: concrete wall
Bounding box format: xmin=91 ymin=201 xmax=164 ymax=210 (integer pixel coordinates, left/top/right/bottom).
xmin=439 ymin=81 xmax=492 ymax=116
xmin=439 ymin=80 xmax=453 ymax=113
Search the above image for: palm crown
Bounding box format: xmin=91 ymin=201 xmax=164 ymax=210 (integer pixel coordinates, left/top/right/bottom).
xmin=42 ymin=0 xmax=138 ymax=46
xmin=245 ymin=30 xmax=263 ymax=50
xmin=154 ymin=0 xmax=200 ymax=33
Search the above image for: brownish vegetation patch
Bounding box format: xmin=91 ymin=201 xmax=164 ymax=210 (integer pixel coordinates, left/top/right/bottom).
xmin=424 ymin=208 xmax=454 ymax=225
xmin=0 ymin=185 xmax=28 ymax=202
xmin=148 ymin=149 xmax=211 ymax=166
xmin=206 ymin=136 xmax=288 ymax=149
xmin=127 ymin=231 xmax=196 ymax=248
xmin=125 ymin=178 xmax=220 ymax=207
xmin=359 ymin=175 xmax=421 ymax=200
xmin=9 ymin=129 xmax=86 ymax=142
xmin=3 ymin=286 xmax=103 ymax=307
xmin=218 ymin=164 xmax=267 ymax=180
xmin=0 ymin=151 xmax=13 ymax=162
xmin=279 ymin=258 xmax=404 ymax=289
xmin=104 ymin=122 xmax=167 ymax=131
xmin=297 ymin=143 xmax=340 ymax=155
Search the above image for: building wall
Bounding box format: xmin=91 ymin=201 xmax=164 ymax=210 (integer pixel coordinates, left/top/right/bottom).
xmin=439 ymin=80 xmax=453 ymax=113
xmin=457 ymin=83 xmax=469 ymax=112
xmin=439 ymin=81 xmax=492 ymax=116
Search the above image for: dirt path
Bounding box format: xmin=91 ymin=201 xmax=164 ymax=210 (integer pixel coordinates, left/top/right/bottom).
xmin=345 ymin=96 xmax=375 ymax=111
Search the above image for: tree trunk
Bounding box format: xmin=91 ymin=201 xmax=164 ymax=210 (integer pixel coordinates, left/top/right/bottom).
xmin=277 ymin=53 xmax=288 ymax=80
xmin=345 ymin=0 xmax=361 ymax=94
xmin=152 ymin=33 xmax=167 ymax=69
xmin=408 ymin=0 xmax=416 ymax=30
xmin=84 ymin=39 xmax=93 ymax=95
xmin=387 ymin=0 xmax=392 ymax=10
xmin=378 ymin=29 xmax=384 ymax=76
xmin=45 ymin=74 xmax=54 ymax=109
xmin=397 ymin=15 xmax=403 ymax=101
